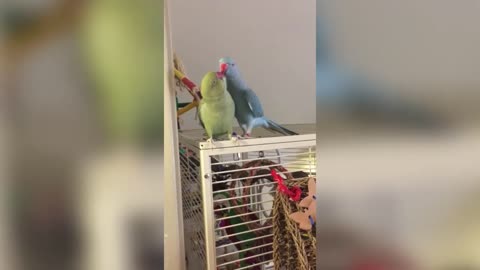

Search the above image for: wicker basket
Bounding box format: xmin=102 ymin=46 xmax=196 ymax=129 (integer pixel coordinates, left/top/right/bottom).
xmin=273 ymin=177 xmax=317 ymax=270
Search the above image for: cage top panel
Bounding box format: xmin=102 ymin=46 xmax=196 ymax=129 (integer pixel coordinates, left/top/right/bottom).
xmin=179 ymin=124 xmax=316 ymax=151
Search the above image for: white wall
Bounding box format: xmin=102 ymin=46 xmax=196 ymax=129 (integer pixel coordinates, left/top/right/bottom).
xmin=321 ymin=0 xmax=480 ymax=92
xmin=170 ymin=0 xmax=316 ymax=130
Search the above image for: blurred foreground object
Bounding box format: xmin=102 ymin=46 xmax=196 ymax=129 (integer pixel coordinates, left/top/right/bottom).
xmin=80 ymin=148 xmax=163 ymax=270
xmin=316 ymin=64 xmax=446 ymax=130
xmin=81 ymin=0 xmax=164 ymax=146
xmin=4 ymin=2 xmax=90 ymax=270
xmin=4 ymin=0 xmax=84 ymax=69
xmin=0 ymin=92 xmax=14 ymax=269
xmin=4 ymin=2 xmax=165 ymax=270
xmin=316 ymin=126 xmax=480 ymax=269
xmin=316 ymin=6 xmax=445 ymax=130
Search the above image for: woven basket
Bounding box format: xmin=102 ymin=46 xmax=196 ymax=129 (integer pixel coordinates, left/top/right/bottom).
xmin=273 ymin=177 xmax=317 ymax=270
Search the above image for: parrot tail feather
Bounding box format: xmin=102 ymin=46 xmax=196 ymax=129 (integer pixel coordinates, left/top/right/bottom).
xmin=265 ymin=119 xmax=298 ymax=136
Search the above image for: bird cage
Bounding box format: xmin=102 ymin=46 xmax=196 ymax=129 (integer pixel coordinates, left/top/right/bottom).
xmin=178 ymin=124 xmax=316 ymax=270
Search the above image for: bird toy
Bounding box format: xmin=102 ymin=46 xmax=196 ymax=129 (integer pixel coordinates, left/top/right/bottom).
xmin=289 ymin=177 xmax=316 ymax=231
xmin=173 ymin=53 xmax=202 ymax=125
xmin=174 ymin=68 xmax=201 ymax=101
xmin=270 ymin=169 xmax=301 ymax=202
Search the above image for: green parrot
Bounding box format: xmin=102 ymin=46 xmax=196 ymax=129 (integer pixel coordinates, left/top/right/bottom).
xmin=81 ymin=0 xmax=164 ymax=146
xmin=198 ymin=71 xmax=235 ymax=142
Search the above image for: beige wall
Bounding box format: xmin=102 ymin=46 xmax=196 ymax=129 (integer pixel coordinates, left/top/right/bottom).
xmin=322 ymin=0 xmax=480 ymax=92
xmin=170 ymin=0 xmax=316 ymax=129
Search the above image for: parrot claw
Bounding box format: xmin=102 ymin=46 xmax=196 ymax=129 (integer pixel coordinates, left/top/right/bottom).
xmin=233 ymin=134 xmax=251 ymax=140
xmin=206 ymin=138 xmax=216 ymax=146
xmin=230 ymin=134 xmax=239 ymax=144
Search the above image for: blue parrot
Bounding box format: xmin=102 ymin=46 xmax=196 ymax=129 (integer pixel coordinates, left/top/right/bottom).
xmin=315 ymin=6 xmax=445 ymax=129
xmin=218 ymin=57 xmax=298 ymax=137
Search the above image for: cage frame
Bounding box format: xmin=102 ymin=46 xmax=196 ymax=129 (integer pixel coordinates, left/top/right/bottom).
xmin=179 ymin=131 xmax=316 ymax=269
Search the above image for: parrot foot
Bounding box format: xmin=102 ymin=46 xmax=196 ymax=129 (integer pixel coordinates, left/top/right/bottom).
xmin=233 ymin=133 xmax=252 ymax=140
xmin=230 ymin=134 xmax=240 ymax=144
xmin=206 ymin=138 xmax=216 ymax=146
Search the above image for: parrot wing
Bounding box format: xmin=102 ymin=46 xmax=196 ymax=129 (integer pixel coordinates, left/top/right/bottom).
xmin=243 ymin=88 xmax=264 ymax=117
xmin=198 ymin=100 xmax=206 ymax=128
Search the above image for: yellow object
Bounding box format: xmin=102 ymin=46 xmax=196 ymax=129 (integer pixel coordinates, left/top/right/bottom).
xmin=178 ymin=100 xmax=198 ymax=116
xmin=174 ymin=68 xmax=186 ymax=80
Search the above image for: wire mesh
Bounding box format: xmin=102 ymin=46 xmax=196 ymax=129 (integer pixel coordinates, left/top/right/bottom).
xmin=179 ymin=147 xmax=207 ymax=269
xmin=179 ymin=131 xmax=316 ymax=270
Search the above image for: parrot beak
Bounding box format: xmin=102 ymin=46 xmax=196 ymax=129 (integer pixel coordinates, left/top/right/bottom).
xmin=219 ymin=63 xmax=228 ymax=75
xmin=216 ymin=72 xmax=225 ymax=79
